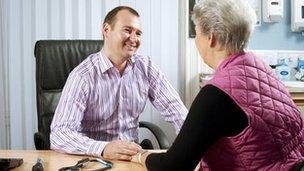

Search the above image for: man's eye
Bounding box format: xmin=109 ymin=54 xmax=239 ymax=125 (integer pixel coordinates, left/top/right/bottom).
xmin=124 ymin=29 xmax=131 ymax=33
xmin=136 ymin=32 xmax=142 ymax=37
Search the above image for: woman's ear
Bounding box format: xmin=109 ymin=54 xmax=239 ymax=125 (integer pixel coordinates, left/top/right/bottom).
xmin=208 ymin=32 xmax=217 ymax=48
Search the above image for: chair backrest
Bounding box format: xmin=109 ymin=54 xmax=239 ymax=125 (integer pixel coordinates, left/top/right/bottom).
xmin=34 ymin=40 xmax=103 ymax=148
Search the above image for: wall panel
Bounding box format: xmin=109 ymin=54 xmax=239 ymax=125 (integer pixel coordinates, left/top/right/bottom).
xmin=9 ymin=0 xmax=24 ymax=149
xmin=91 ymin=0 xmax=102 ymax=39
xmin=0 ymin=0 xmax=10 ymax=149
xmin=64 ymin=0 xmax=73 ymax=38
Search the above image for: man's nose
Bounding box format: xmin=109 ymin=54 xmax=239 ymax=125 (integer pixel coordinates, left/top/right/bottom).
xmin=129 ymin=32 xmax=138 ymax=41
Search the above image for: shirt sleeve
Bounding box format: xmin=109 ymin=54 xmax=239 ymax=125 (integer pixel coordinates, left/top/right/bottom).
xmin=147 ymin=64 xmax=188 ymax=133
xmin=145 ymin=85 xmax=249 ymax=171
xmin=50 ymin=71 xmax=108 ymax=157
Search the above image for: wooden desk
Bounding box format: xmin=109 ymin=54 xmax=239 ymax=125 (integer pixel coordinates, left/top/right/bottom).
xmin=290 ymin=91 xmax=304 ymax=118
xmin=0 ymin=150 xmax=146 ymax=171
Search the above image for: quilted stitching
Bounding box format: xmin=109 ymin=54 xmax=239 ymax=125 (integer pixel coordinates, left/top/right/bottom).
xmin=201 ymin=53 xmax=304 ymax=170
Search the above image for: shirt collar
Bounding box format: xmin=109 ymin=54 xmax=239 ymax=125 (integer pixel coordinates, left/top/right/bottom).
xmin=99 ymin=49 xmax=136 ymax=73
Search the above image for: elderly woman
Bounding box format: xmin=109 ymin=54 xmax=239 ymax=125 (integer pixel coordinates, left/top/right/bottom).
xmin=131 ymin=0 xmax=304 ymax=170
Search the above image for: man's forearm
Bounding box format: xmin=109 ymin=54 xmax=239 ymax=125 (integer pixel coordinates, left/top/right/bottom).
xmin=50 ymin=128 xmax=107 ymax=157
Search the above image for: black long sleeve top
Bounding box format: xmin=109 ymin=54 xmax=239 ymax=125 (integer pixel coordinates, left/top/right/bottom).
xmin=146 ymin=85 xmax=249 ymax=171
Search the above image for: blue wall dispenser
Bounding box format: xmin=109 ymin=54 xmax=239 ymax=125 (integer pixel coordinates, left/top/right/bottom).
xmin=276 ymin=58 xmax=291 ymax=81
xmin=295 ymin=57 xmax=304 ymax=81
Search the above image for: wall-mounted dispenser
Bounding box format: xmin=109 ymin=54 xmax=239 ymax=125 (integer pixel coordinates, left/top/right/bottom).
xmin=291 ymin=0 xmax=304 ymax=32
xmin=263 ymin=0 xmax=283 ymax=22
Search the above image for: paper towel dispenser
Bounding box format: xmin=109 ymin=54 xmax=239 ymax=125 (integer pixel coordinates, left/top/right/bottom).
xmin=291 ymin=0 xmax=304 ymax=32
xmin=263 ymin=0 xmax=283 ymax=22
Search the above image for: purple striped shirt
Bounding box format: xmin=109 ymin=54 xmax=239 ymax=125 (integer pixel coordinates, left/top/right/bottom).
xmin=50 ymin=50 xmax=187 ymax=157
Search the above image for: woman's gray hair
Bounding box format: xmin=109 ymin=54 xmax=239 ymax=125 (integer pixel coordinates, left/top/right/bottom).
xmin=192 ymin=0 xmax=256 ymax=54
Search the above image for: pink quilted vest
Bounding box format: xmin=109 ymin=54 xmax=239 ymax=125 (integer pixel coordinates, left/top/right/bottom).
xmin=200 ymin=52 xmax=304 ymax=170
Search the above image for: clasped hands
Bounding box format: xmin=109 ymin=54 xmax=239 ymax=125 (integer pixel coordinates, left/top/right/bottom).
xmin=102 ymin=140 xmax=147 ymax=164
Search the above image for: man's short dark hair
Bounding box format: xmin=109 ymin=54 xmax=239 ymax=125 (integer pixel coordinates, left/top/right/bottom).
xmin=103 ymin=6 xmax=139 ymax=28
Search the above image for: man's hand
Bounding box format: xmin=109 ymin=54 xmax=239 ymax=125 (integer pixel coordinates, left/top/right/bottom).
xmin=102 ymin=140 xmax=142 ymax=161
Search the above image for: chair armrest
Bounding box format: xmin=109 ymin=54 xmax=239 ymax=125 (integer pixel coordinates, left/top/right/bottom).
xmin=34 ymin=132 xmax=49 ymax=150
xmin=139 ymin=121 xmax=170 ymax=149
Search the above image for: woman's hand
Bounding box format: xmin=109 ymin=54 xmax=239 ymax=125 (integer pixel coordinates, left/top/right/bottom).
xmin=131 ymin=150 xmax=149 ymax=165
xmin=131 ymin=152 xmax=141 ymax=163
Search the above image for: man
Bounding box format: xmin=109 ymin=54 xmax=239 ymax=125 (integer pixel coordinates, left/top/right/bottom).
xmin=50 ymin=6 xmax=187 ymax=161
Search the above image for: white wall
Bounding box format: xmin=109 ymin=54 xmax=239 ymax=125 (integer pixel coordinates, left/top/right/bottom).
xmin=179 ymin=0 xmax=206 ymax=108
xmin=181 ymin=0 xmax=217 ymax=108
xmin=0 ymin=0 xmax=10 ymax=149
xmin=0 ymin=0 xmax=182 ymax=149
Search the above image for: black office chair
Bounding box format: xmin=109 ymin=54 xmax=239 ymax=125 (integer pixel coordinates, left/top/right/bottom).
xmin=34 ymin=40 xmax=170 ymax=150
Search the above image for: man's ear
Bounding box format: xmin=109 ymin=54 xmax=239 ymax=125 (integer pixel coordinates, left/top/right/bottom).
xmin=102 ymin=23 xmax=111 ymax=38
